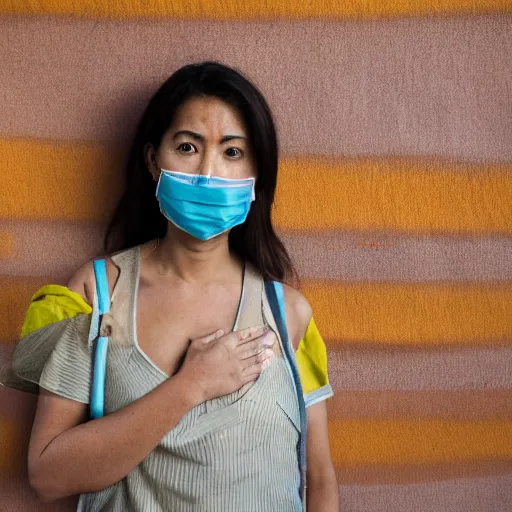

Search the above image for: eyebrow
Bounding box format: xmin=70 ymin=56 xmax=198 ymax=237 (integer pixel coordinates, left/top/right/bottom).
xmin=172 ymin=130 xmax=247 ymax=144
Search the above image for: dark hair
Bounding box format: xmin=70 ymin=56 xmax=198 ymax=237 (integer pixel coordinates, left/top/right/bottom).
xmin=104 ymin=61 xmax=297 ymax=284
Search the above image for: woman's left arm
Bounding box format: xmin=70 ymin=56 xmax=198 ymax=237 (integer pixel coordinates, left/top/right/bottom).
xmin=306 ymin=401 xmax=339 ymax=511
xmin=283 ymin=284 xmax=339 ymax=511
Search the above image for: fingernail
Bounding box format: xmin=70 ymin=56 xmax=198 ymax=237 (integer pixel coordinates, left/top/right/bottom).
xmin=263 ymin=331 xmax=274 ymax=343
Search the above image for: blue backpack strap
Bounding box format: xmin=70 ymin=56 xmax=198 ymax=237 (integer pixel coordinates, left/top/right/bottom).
xmin=264 ymin=280 xmax=308 ymax=507
xmin=90 ymin=259 xmax=111 ymax=419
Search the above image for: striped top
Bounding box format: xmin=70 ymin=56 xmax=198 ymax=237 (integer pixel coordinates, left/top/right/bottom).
xmin=8 ymin=256 xmax=333 ymax=409
xmin=1 ymin=246 xmax=333 ymax=511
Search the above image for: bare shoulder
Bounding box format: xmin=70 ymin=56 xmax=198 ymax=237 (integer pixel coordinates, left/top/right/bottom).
xmin=282 ymin=283 xmax=312 ymax=323
xmin=65 ymin=260 xmax=95 ymax=306
xmin=65 ymin=256 xmax=120 ymax=307
xmin=282 ymin=283 xmax=313 ymax=349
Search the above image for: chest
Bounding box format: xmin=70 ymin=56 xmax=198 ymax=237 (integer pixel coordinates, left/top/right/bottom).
xmin=134 ymin=277 xmax=243 ymax=377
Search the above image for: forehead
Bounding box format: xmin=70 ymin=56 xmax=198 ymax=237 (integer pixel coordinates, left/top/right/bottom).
xmin=171 ymin=96 xmax=247 ymax=134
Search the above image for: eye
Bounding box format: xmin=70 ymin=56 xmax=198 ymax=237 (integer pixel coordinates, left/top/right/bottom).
xmin=177 ymin=142 xmax=197 ymax=154
xmin=226 ymin=147 xmax=243 ymax=158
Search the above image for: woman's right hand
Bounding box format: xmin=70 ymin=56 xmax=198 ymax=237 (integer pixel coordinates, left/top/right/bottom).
xmin=177 ymin=326 xmax=276 ymax=403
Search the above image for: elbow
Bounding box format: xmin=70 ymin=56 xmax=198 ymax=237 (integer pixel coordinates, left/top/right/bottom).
xmin=28 ymin=458 xmax=67 ymax=502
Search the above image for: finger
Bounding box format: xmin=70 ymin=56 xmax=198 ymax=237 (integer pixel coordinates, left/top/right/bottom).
xmin=223 ymin=325 xmax=267 ymax=348
xmin=237 ymin=339 xmax=274 ymax=360
xmin=236 ymin=331 xmax=276 ymax=355
xmin=197 ymin=329 xmax=224 ymax=344
xmin=241 ymin=372 xmax=260 ymax=385
xmin=242 ymin=349 xmax=273 ymax=367
xmin=237 ymin=325 xmax=267 ymax=341
xmin=241 ymin=357 xmax=274 ymax=385
xmin=261 ymin=357 xmax=273 ymax=370
xmin=241 ymin=358 xmax=272 ymax=380
xmin=242 ymin=363 xmax=263 ymax=379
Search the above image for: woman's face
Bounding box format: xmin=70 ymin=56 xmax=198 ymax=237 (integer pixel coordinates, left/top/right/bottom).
xmin=147 ymin=96 xmax=257 ymax=181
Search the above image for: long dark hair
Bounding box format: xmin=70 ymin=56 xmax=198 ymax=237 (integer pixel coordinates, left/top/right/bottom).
xmin=105 ymin=61 xmax=297 ymax=284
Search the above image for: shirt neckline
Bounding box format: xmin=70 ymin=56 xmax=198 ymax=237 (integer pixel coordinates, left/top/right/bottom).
xmin=130 ymin=244 xmax=247 ymax=379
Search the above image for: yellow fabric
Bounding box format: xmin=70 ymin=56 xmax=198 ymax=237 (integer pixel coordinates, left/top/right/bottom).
xmin=20 ymin=284 xmax=92 ymax=338
xmin=296 ymin=316 xmax=329 ymax=395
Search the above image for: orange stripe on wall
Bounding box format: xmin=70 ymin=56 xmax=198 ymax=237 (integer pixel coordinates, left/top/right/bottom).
xmin=0 ymin=138 xmax=123 ymax=222
xmin=275 ymin=156 xmax=512 ymax=235
xmin=328 ymin=418 xmax=512 ymax=466
xmin=0 ymin=276 xmax=50 ymax=342
xmin=2 ymin=0 xmax=512 ymax=19
xmin=302 ymin=281 xmax=512 ymax=345
xmin=2 ymin=139 xmax=512 ymax=235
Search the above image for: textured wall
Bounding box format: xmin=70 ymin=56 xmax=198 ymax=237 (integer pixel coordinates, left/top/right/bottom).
xmin=1 ymin=2 xmax=512 ymax=511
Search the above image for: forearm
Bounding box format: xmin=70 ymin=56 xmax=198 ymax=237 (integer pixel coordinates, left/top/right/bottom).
xmin=29 ymin=371 xmax=200 ymax=500
xmin=306 ymin=471 xmax=339 ymax=512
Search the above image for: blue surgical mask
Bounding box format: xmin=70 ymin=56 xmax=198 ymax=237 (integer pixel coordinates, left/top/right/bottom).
xmin=155 ymin=169 xmax=256 ymax=241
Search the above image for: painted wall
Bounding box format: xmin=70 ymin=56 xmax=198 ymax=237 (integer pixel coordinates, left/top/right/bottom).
xmin=1 ymin=2 xmax=512 ymax=510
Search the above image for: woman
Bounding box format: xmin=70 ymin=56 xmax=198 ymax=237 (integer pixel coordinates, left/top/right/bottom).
xmin=2 ymin=61 xmax=339 ymax=511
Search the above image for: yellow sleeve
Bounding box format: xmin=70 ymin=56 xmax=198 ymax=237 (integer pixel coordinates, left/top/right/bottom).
xmin=295 ymin=316 xmax=334 ymax=407
xmin=20 ymin=285 xmax=92 ymax=338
